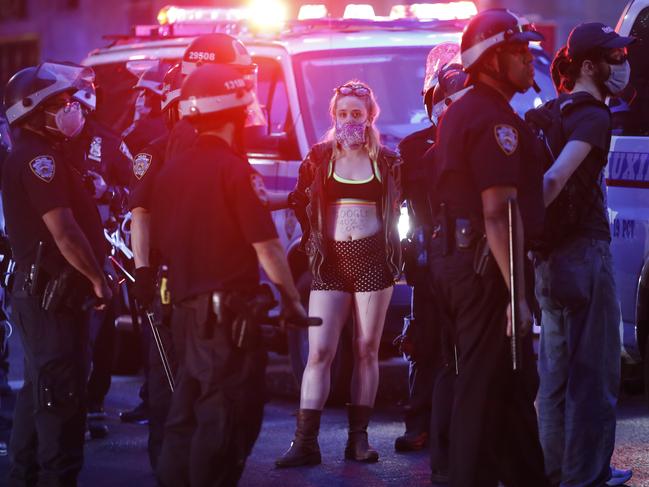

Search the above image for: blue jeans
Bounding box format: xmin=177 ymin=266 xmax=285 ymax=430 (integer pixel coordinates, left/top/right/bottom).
xmin=535 ymin=238 xmax=621 ymax=487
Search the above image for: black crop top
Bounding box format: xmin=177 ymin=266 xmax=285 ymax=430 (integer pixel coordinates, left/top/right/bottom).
xmin=326 ymin=158 xmax=382 ymax=204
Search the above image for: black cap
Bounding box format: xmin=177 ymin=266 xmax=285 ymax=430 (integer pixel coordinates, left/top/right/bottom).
xmin=567 ymin=22 xmax=634 ymax=58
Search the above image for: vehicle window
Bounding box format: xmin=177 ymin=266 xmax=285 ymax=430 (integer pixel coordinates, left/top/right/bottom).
xmin=294 ymin=46 xmax=555 ymax=149
xmin=618 ymin=6 xmax=649 ymax=136
xmin=247 ymin=57 xmax=297 ymax=155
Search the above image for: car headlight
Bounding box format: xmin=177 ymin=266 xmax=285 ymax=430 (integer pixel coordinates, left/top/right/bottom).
xmin=398 ymin=204 xmax=411 ymax=241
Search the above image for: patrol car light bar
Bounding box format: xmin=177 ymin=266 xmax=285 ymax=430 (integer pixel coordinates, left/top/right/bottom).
xmin=298 ymin=4 xmax=328 ymax=20
xmin=157 ymin=6 xmax=246 ymax=25
xmin=343 ymin=4 xmax=376 ymax=19
xmin=390 ymin=2 xmax=477 ymax=21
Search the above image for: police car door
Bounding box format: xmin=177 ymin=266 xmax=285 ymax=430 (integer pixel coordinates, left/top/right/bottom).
xmin=607 ymin=0 xmax=649 ymax=364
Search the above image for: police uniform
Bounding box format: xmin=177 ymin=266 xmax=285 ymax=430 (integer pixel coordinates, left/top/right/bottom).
xmin=429 ymin=82 xmax=547 ymax=486
xmin=127 ymin=117 xmax=195 ymax=469
xmin=1 ymin=129 xmax=107 ymax=485
xmin=397 ymin=126 xmax=438 ymax=437
xmin=152 ymin=133 xmax=276 ymax=486
xmin=63 ymin=116 xmax=132 ymax=416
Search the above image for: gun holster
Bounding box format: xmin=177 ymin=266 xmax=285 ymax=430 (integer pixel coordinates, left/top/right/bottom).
xmin=41 ymin=268 xmax=93 ymax=313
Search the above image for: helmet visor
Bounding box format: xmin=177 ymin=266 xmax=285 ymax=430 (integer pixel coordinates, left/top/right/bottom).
xmin=242 ymin=71 xmax=266 ymax=128
xmin=6 ymin=62 xmax=95 ymax=124
xmin=423 ymin=43 xmax=461 ymax=97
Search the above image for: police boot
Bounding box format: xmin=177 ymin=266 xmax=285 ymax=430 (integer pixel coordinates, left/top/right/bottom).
xmin=275 ymin=409 xmax=321 ymax=468
xmin=344 ymin=405 xmax=379 ymax=462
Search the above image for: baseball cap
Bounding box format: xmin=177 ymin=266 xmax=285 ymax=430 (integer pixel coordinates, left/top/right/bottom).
xmin=567 ymin=22 xmax=634 ymax=58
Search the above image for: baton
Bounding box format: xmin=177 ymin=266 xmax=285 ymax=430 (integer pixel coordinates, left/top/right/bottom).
xmin=507 ymin=198 xmax=519 ymax=371
xmin=109 ymin=256 xmax=175 ymax=392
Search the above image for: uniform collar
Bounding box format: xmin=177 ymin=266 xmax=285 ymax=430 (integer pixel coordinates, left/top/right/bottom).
xmin=472 ymin=82 xmax=516 ymax=113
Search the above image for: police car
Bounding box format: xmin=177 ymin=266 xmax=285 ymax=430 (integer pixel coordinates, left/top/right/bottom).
xmin=607 ymin=0 xmax=649 ymax=405
xmin=82 ymin=1 xmax=556 ymax=398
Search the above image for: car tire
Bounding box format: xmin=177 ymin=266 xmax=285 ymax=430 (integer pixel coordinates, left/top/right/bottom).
xmin=287 ymin=271 xmax=353 ymax=406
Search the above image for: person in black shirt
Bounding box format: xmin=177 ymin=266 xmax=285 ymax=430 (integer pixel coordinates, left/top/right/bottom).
xmin=535 ymin=23 xmax=634 ymax=487
xmin=152 ymin=63 xmax=307 ymax=486
xmin=429 ymin=10 xmax=548 ymax=486
xmin=2 ymin=62 xmax=112 ymax=486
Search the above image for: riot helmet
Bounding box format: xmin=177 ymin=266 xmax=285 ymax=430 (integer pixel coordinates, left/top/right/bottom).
xmin=422 ymin=42 xmax=461 ymax=120
xmin=4 ymin=62 xmax=94 ymax=126
xmin=161 ymin=64 xmax=185 ymax=127
xmin=178 ymin=63 xmax=254 ymax=120
xmin=430 ymin=63 xmax=472 ymax=125
xmin=134 ymin=60 xmax=171 ymax=96
xmin=182 ymin=33 xmax=255 ymax=76
xmin=181 ymin=33 xmax=266 ymax=127
xmin=461 ymin=9 xmax=543 ymax=91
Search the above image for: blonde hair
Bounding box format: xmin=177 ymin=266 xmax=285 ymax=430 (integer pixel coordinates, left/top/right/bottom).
xmin=323 ymin=80 xmax=381 ymax=161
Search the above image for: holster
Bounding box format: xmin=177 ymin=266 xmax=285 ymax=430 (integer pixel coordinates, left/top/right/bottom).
xmin=41 ymin=267 xmax=94 ymax=313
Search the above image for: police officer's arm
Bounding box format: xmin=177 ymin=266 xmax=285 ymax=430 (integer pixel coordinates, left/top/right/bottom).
xmin=266 ymin=191 xmax=291 ymax=211
xmin=482 ymin=188 xmax=532 ymax=337
xmin=130 ymin=207 xmax=151 ymax=268
xmin=543 ymin=141 xmax=592 ymax=206
xmin=253 ymin=239 xmax=301 ymax=305
xmin=42 ymin=208 xmax=111 ymax=300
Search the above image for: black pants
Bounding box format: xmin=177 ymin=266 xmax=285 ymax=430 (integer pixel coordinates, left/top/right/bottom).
xmin=156 ymin=298 xmax=267 ymax=487
xmin=7 ymin=292 xmax=91 ymax=487
xmin=146 ymin=307 xmax=176 ymax=470
xmin=429 ymin=242 xmax=547 ymax=487
xmin=86 ymin=301 xmax=116 ymax=408
xmin=405 ymin=279 xmax=454 ymax=476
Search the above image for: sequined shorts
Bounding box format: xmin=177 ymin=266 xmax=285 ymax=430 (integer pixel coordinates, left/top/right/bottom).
xmin=311 ymin=234 xmax=394 ymax=293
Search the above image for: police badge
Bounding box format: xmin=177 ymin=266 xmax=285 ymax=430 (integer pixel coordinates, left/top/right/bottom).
xmin=29 ymin=156 xmax=56 ymax=183
xmin=133 ymin=153 xmax=152 ymax=180
xmin=88 ymin=136 xmax=103 ymax=162
xmin=494 ymin=124 xmax=519 ymax=156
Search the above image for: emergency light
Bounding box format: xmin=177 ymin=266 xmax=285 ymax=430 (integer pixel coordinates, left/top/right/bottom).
xmin=343 ymin=4 xmax=376 ymax=19
xmin=390 ymin=2 xmax=477 ymax=20
xmin=298 ymin=4 xmax=329 ymax=20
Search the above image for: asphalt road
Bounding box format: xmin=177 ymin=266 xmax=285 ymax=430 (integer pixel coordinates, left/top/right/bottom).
xmin=0 ymin=348 xmax=648 ymax=486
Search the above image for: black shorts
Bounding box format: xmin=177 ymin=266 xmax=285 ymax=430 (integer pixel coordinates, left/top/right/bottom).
xmin=311 ymin=234 xmax=394 ymax=293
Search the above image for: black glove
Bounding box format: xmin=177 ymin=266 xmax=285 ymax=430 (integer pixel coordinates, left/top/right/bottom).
xmin=132 ymin=266 xmax=156 ymax=308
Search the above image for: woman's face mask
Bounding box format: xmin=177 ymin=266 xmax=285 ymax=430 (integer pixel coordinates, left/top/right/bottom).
xmin=603 ymin=60 xmax=631 ymax=95
xmin=45 ymin=101 xmax=86 ymax=139
xmin=335 ymin=121 xmax=366 ymax=149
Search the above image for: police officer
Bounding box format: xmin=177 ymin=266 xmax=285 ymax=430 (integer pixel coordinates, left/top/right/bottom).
xmin=394 ymin=42 xmax=460 ymax=454
xmin=2 ymin=62 xmax=112 ymax=486
xmin=121 ymin=61 xmax=170 ymax=158
xmin=428 ymin=10 xmax=548 ymax=486
xmin=62 ymin=71 xmax=132 ymax=430
xmin=151 ymin=62 xmax=307 ymax=486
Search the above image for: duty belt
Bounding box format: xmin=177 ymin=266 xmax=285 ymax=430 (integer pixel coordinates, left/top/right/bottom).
xmin=431 ymin=203 xmax=483 ymax=254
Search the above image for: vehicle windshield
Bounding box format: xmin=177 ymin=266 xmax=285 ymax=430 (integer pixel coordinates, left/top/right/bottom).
xmin=294 ymin=46 xmax=555 ymax=150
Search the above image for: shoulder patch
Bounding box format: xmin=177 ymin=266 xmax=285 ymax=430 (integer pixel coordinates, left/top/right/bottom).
xmin=29 ymin=156 xmax=56 ymax=183
xmin=250 ymin=173 xmax=269 ymax=206
xmin=494 ymin=124 xmax=519 ymax=156
xmin=133 ymin=153 xmax=153 ymax=180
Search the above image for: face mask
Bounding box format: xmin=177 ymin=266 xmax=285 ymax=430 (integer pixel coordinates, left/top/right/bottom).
xmin=604 ymin=60 xmax=631 ymax=95
xmin=46 ymin=101 xmax=86 ymax=139
xmin=335 ymin=121 xmax=366 ymax=149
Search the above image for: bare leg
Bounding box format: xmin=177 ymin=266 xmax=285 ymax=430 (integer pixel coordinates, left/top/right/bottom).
xmin=350 ymin=286 xmax=393 ymax=406
xmin=300 ymin=290 xmax=352 ymax=410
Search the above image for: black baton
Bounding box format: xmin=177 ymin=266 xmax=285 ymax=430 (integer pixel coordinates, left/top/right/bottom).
xmin=109 ymin=256 xmax=175 ymax=392
xmin=507 ymin=198 xmax=520 ymax=371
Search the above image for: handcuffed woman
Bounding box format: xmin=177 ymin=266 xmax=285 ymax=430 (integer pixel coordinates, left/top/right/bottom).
xmin=275 ymin=80 xmax=401 ymax=467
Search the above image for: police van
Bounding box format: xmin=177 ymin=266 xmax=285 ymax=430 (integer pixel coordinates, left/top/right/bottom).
xmin=608 ymin=0 xmax=649 ymax=405
xmin=83 ymin=2 xmax=556 ymax=397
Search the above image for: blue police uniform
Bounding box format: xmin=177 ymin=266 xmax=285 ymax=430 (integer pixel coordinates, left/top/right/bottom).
xmin=152 ymin=133 xmax=277 ymax=486
xmin=429 ymin=82 xmax=547 ymax=486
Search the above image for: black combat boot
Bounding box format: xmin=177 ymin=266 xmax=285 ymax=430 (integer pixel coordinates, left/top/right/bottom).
xmin=275 ymin=409 xmax=322 ymax=468
xmin=344 ymin=405 xmax=379 ymax=462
